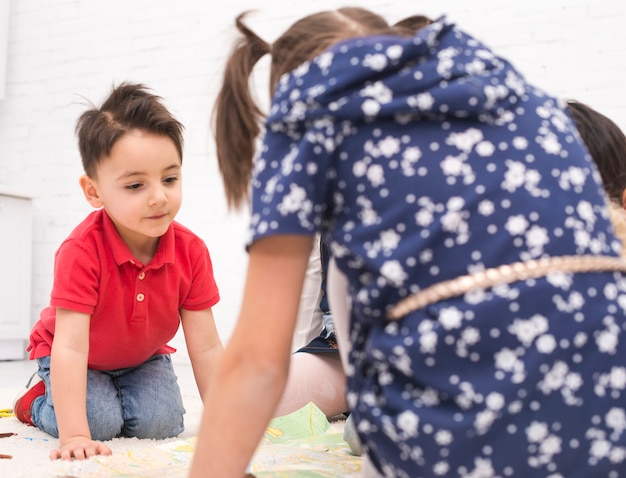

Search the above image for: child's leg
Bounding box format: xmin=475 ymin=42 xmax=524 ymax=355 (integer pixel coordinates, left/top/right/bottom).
xmin=115 ymin=354 xmax=185 ymax=439
xmin=30 ymin=356 xmax=124 ymax=440
xmin=274 ymin=352 xmax=347 ymax=418
xmin=327 ymin=258 xmax=352 ymax=370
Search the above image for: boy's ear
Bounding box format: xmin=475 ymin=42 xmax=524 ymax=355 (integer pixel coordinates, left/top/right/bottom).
xmin=622 ymin=188 xmax=626 ymax=211
xmin=79 ymin=175 xmax=103 ymax=208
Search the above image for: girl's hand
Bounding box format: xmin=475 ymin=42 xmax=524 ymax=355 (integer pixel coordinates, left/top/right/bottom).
xmin=49 ymin=436 xmax=112 ymax=461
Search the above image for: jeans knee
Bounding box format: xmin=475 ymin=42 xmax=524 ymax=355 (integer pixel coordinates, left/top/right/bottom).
xmin=122 ymin=411 xmax=184 ymax=439
xmin=87 ymin=411 xmax=124 ymax=441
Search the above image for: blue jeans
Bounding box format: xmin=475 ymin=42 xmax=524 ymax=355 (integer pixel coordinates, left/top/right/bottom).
xmin=31 ymin=354 xmax=185 ymax=441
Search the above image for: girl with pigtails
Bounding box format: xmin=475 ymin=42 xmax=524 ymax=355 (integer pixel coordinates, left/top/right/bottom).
xmin=191 ymin=8 xmax=626 ymax=478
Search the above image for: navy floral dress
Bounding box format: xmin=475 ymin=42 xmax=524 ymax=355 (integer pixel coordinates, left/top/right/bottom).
xmin=249 ymin=17 xmax=626 ymax=477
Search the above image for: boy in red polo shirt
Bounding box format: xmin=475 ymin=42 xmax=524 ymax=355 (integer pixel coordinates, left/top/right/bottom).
xmin=13 ymin=82 xmax=223 ymax=461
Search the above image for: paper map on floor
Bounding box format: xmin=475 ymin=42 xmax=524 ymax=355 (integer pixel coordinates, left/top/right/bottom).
xmin=52 ymin=402 xmax=362 ymax=477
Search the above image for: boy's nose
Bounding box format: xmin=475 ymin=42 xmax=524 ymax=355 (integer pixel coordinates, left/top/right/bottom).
xmin=148 ymin=186 xmax=168 ymax=206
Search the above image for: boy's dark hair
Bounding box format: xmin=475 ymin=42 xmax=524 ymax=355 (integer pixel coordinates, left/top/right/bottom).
xmin=76 ymin=82 xmax=184 ymax=177
xmin=566 ymin=99 xmax=626 ymax=204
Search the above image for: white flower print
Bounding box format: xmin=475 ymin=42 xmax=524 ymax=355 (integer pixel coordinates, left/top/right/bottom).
xmin=494 ymin=348 xmax=519 ymax=372
xmin=485 ymin=392 xmax=505 ymax=411
xmin=441 ymin=210 xmax=467 ymax=234
xmin=505 ymin=214 xmax=529 ymax=235
xmin=380 ymin=260 xmax=407 ymax=286
xmin=576 ymin=200 xmax=596 ymax=226
xmin=508 ymin=314 xmax=548 ymax=346
xmin=526 ymin=225 xmax=549 ymax=253
xmin=464 ymin=458 xmax=495 ymax=478
xmin=474 ymin=409 xmax=497 ymax=435
xmin=536 ymin=334 xmax=557 ymax=354
xmin=433 ymin=462 xmax=449 ymax=476
xmin=494 ymin=347 xmax=525 ymax=382
xmin=462 ymin=327 xmax=480 ymax=345
xmin=314 ymin=51 xmax=334 ymax=72
xmin=596 ymin=366 xmax=626 ymax=397
xmin=377 ymin=136 xmax=401 ymax=158
xmin=420 ymin=330 xmax=438 ymax=353
xmin=502 ymin=160 xmax=527 ymax=192
xmin=367 ymin=164 xmax=385 ymax=187
xmin=546 ymin=272 xmax=573 ymax=290
xmin=441 ymin=155 xmax=464 ymax=176
xmin=446 ymin=128 xmax=483 ymax=153
xmin=401 ymin=146 xmax=422 ymax=175
xmin=590 ymin=439 xmax=611 ymax=459
xmin=596 ymin=329 xmax=619 ymax=354
xmin=435 ymin=429 xmax=453 ymax=446
xmin=353 ymin=159 xmax=368 ymax=177
xmin=396 ymin=410 xmax=420 ymax=438
xmin=465 ymin=58 xmax=486 ymax=75
xmin=356 ymin=195 xmax=379 ymax=226
xmin=538 ymin=361 xmax=582 ymax=405
xmin=535 ymin=105 xmax=551 ymax=119
xmin=606 ymin=408 xmax=626 ymax=438
xmin=478 ymin=200 xmax=495 ymax=216
xmin=439 ymin=306 xmax=463 ymax=330
xmin=526 ymin=421 xmax=549 ymax=443
xmin=277 ymin=184 xmax=308 ymax=215
xmin=361 ymin=81 xmax=393 ymax=104
xmin=501 ymin=160 xmax=547 ymax=196
xmin=539 ymin=435 xmax=562 ymax=458
xmin=386 ymin=44 xmax=403 ymax=60
xmin=408 ymin=92 xmax=435 ymax=111
xmin=505 ymin=70 xmax=527 ymax=96
xmin=379 ymin=229 xmax=401 ymax=252
xmin=416 ymin=208 xmax=434 ymax=227
xmin=362 ymin=98 xmax=381 ymax=116
xmin=475 ymin=141 xmax=495 ymax=157
xmin=484 ymin=84 xmax=509 ymax=109
xmin=512 ymin=136 xmax=529 ymax=150
xmin=362 ymin=53 xmax=388 ymax=71
xmin=537 ymin=131 xmax=562 ymax=155
xmin=558 ymin=166 xmax=588 ymax=191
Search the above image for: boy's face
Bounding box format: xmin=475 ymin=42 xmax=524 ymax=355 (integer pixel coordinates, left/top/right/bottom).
xmin=81 ymin=130 xmax=182 ymax=252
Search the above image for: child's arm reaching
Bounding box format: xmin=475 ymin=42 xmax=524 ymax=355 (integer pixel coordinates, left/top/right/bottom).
xmin=180 ymin=308 xmax=224 ymax=401
xmin=48 ymin=308 xmax=112 ymax=461
xmin=188 ymin=234 xmax=312 ymax=477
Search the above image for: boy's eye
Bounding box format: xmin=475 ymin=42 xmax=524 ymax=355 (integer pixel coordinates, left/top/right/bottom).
xmin=125 ymin=183 xmax=142 ymax=190
xmin=164 ymin=176 xmax=179 ymax=184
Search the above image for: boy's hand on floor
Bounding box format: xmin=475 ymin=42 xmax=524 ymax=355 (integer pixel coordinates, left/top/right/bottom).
xmin=49 ymin=436 xmax=112 ymax=461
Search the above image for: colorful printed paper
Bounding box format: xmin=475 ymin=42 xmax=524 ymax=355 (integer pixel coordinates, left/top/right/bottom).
xmin=52 ymin=403 xmax=362 ymax=478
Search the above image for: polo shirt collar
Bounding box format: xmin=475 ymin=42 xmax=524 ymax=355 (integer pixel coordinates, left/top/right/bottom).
xmin=101 ymin=209 xmax=175 ymax=268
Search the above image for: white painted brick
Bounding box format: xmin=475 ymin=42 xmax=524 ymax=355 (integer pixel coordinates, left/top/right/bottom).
xmin=0 ymin=0 xmax=625 ymax=354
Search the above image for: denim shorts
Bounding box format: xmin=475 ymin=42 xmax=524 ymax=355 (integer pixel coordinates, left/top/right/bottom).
xmin=31 ymin=354 xmax=185 ymax=441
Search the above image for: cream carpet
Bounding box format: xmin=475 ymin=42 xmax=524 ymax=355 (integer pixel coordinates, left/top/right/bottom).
xmin=0 ymin=375 xmax=358 ymax=477
xmin=0 ymin=383 xmax=203 ymax=478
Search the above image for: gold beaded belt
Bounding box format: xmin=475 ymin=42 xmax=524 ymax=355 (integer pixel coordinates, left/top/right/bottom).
xmin=387 ymin=255 xmax=626 ymax=320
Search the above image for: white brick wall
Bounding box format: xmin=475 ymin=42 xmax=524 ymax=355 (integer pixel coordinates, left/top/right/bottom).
xmin=0 ymin=0 xmax=625 ymax=359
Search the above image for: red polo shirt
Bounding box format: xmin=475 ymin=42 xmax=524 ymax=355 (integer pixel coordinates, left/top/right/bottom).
xmin=28 ymin=209 xmax=220 ymax=370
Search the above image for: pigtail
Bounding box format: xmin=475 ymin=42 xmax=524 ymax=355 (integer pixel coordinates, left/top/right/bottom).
xmin=213 ymin=12 xmax=270 ymax=210
xmin=392 ymin=15 xmax=433 ymax=36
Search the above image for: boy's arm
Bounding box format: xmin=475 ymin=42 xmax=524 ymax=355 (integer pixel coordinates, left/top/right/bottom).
xmin=49 ymin=308 xmax=112 ymax=461
xmin=180 ymin=308 xmax=224 ymax=401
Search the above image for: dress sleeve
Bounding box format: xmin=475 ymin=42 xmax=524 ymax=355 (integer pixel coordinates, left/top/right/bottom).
xmin=249 ymin=121 xmax=336 ymax=245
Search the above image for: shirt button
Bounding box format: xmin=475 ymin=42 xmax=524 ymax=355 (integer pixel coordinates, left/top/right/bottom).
xmin=138 ymin=272 xmax=145 ymax=280
xmin=137 ymin=293 xmax=145 ymax=302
